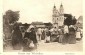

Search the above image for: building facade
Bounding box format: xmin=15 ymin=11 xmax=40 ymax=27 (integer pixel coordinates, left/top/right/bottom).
xmin=31 ymin=22 xmax=45 ymax=28
xmin=52 ymin=3 xmax=65 ymax=28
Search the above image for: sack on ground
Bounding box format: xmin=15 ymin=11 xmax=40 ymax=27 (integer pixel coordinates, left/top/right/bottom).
xmin=46 ymin=36 xmax=50 ymax=41
xmin=29 ymin=41 xmax=34 ymax=48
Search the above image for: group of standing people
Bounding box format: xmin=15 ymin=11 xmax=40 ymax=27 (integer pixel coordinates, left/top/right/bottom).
xmin=49 ymin=25 xmax=82 ymax=44
xmin=36 ymin=25 xmax=82 ymax=44
xmin=11 ymin=23 xmax=82 ymax=51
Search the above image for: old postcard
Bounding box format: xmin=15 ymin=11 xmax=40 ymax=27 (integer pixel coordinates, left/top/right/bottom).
xmin=0 ymin=0 xmax=85 ymax=55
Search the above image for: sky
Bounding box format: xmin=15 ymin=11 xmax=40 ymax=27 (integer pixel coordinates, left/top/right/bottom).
xmin=3 ymin=0 xmax=82 ymax=24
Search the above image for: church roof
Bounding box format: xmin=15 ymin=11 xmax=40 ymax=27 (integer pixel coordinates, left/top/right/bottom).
xmin=77 ymin=16 xmax=83 ymax=24
xmin=31 ymin=22 xmax=44 ymax=25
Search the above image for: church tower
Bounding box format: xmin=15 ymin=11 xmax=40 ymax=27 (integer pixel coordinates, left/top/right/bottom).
xmin=52 ymin=4 xmax=56 ymax=24
xmin=52 ymin=3 xmax=65 ymax=28
xmin=52 ymin=4 xmax=59 ymax=28
xmin=58 ymin=3 xmax=64 ymax=26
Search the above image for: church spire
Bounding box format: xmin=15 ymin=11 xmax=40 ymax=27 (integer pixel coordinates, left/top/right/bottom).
xmin=60 ymin=2 xmax=63 ymax=7
xmin=59 ymin=2 xmax=64 ymax=14
xmin=53 ymin=3 xmax=56 ymax=13
xmin=53 ymin=3 xmax=56 ymax=8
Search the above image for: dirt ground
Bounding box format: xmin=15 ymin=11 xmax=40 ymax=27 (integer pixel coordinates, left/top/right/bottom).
xmin=4 ymin=39 xmax=83 ymax=52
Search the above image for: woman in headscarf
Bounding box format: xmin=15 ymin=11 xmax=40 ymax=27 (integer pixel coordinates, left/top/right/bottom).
xmin=68 ymin=25 xmax=76 ymax=44
xmin=23 ymin=25 xmax=37 ymax=51
xmin=62 ymin=25 xmax=69 ymax=44
xmin=64 ymin=25 xmax=69 ymax=34
xmin=23 ymin=25 xmax=31 ymax=51
xmin=29 ymin=26 xmax=37 ymax=44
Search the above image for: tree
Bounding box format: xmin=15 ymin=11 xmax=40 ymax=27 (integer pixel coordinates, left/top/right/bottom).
xmin=3 ymin=10 xmax=20 ymax=27
xmin=64 ymin=14 xmax=77 ymax=26
xmin=5 ymin=10 xmax=20 ymax=24
xmin=3 ymin=10 xmax=20 ymax=39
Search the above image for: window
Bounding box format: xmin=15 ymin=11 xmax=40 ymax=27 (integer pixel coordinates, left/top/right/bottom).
xmin=57 ymin=18 xmax=58 ymax=20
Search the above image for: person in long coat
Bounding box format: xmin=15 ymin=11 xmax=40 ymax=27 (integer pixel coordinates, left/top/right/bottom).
xmin=58 ymin=28 xmax=64 ymax=43
xmin=12 ymin=23 xmax=22 ymax=50
xmin=68 ymin=25 xmax=76 ymax=44
xmin=62 ymin=25 xmax=69 ymax=44
xmin=62 ymin=33 xmax=69 ymax=44
xmin=41 ymin=28 xmax=45 ymax=40
xmin=28 ymin=28 xmax=38 ymax=44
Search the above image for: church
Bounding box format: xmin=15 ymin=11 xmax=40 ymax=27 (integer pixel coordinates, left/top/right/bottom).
xmin=52 ymin=3 xmax=65 ymax=28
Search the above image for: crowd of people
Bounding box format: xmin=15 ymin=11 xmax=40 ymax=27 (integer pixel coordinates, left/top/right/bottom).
xmin=3 ymin=22 xmax=83 ymax=51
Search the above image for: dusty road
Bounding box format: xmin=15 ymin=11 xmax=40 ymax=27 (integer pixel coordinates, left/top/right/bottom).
xmin=4 ymin=40 xmax=83 ymax=52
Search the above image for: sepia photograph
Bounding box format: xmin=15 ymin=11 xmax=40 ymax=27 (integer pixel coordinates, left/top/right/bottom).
xmin=3 ymin=0 xmax=83 ymax=52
